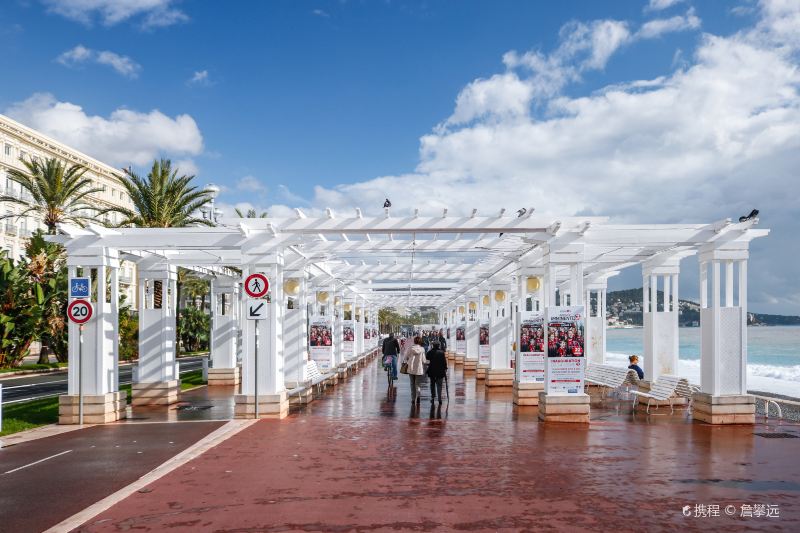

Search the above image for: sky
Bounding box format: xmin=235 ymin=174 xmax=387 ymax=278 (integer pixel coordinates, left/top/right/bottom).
xmin=0 ymin=0 xmax=798 ymax=314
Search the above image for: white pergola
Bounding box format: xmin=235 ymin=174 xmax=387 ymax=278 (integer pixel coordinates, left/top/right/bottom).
xmin=50 ymin=207 xmax=768 ymax=424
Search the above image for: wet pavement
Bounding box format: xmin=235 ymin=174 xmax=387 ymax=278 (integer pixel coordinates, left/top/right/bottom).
xmin=73 ymin=358 xmax=800 ymax=531
xmin=0 ymin=421 xmax=223 ymax=533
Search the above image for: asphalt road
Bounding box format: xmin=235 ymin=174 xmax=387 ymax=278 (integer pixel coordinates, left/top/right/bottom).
xmin=0 ymin=356 xmax=205 ymax=404
xmin=0 ymin=421 xmax=224 ymax=533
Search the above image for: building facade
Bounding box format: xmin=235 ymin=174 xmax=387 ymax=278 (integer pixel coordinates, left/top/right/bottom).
xmin=0 ymin=113 xmax=137 ymax=303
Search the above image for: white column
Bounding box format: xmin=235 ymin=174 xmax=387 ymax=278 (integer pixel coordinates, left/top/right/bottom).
xmin=642 ymin=258 xmax=681 ymax=383
xmin=236 ymin=253 xmax=288 ymax=418
xmin=61 ymin=247 xmax=125 ymax=424
xmin=486 ymin=283 xmax=513 ymax=387
xmin=208 ymin=277 xmax=240 ymax=386
xmin=693 ymin=240 xmax=755 ymax=424
xmin=283 ymin=269 xmax=309 ymax=387
xmin=133 ymin=260 xmax=178 ymax=406
xmin=465 ymin=292 xmax=479 ymax=368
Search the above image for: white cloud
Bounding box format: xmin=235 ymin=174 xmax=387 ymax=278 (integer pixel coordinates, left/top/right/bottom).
xmin=174 ymin=158 xmax=199 ymax=177
xmin=266 ymin=1 xmax=800 ymax=312
xmin=57 ymin=45 xmax=141 ymax=78
xmin=637 ymin=8 xmax=701 ymax=39
xmin=312 ymin=9 xmax=330 ymax=18
xmin=646 ymin=0 xmax=685 ymax=11
xmin=4 ymin=93 xmax=203 ymax=167
xmin=236 ymin=175 xmax=267 ymax=193
xmin=187 ymin=70 xmax=211 ymax=86
xmin=42 ymin=0 xmax=188 ymax=29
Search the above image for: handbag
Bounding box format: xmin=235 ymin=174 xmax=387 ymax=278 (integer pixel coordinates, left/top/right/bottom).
xmin=400 ymin=361 xmax=409 ymax=374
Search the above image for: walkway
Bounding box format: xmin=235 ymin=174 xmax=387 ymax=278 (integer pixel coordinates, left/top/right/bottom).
xmin=74 ymin=357 xmax=799 ymax=532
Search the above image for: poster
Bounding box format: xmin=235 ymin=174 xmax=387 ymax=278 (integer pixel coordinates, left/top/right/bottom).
xmin=342 ymin=319 xmax=354 ymax=359
xmin=518 ymin=312 xmax=545 ymax=383
xmin=309 ymin=316 xmax=334 ymax=370
xmin=455 ymin=323 xmax=466 ymax=354
xmin=478 ymin=321 xmax=491 ymax=365
xmin=545 ymin=306 xmax=585 ymax=394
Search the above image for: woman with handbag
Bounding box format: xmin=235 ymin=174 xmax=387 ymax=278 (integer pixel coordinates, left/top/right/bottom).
xmin=401 ymin=336 xmax=427 ymax=404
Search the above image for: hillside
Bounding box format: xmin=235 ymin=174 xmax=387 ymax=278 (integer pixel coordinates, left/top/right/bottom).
xmin=606 ymin=289 xmax=800 ymax=327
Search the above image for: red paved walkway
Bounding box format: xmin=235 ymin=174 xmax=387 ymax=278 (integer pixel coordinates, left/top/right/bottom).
xmin=78 ymin=359 xmax=800 ymax=532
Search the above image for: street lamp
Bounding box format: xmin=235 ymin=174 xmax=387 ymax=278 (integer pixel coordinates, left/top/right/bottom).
xmin=202 ymin=183 xmax=221 ymax=224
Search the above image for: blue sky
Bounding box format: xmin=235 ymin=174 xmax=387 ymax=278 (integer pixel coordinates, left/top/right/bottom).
xmin=1 ymin=0 xmax=799 ymax=314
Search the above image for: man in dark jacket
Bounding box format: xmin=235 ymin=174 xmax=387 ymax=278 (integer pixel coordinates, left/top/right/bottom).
xmin=382 ymin=333 xmax=401 ymax=379
xmin=425 ymin=342 xmax=447 ymax=404
xmin=437 ymin=329 xmax=447 ymax=352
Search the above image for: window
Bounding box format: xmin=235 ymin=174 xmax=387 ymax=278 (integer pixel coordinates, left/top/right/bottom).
xmin=4 ymin=144 xmax=11 ymax=156
xmin=111 ymin=189 xmax=116 ymax=198
xmin=20 ymin=151 xmax=27 ymax=160
xmin=102 ymin=184 xmax=107 ymax=192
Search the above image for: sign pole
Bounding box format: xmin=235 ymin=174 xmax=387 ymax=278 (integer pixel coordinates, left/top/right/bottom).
xmin=79 ymin=324 xmax=84 ymax=426
xmin=254 ymin=324 xmax=259 ymax=419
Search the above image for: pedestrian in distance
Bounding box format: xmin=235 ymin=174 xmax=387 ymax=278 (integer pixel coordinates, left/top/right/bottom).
xmin=425 ymin=341 xmax=447 ymax=404
xmin=403 ymin=336 xmax=427 ymax=404
xmin=382 ymin=332 xmax=401 ymax=380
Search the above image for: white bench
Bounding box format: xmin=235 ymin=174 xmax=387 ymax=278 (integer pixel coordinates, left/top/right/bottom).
xmin=585 ymin=364 xmax=640 ymax=397
xmin=630 ymin=374 xmax=698 ymax=414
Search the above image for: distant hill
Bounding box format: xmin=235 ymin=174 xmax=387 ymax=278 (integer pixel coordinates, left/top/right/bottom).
xmin=606 ymin=289 xmax=800 ymax=327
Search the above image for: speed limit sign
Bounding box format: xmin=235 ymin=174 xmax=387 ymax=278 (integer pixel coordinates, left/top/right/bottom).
xmin=67 ymin=299 xmax=93 ymax=324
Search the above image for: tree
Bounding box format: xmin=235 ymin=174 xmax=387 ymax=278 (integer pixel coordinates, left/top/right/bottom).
xmin=234 ymin=207 xmax=268 ymax=218
xmin=0 ymin=251 xmax=35 ymax=367
xmin=25 ymin=233 xmax=68 ymax=363
xmin=0 ymin=157 xmax=103 ymax=234
xmin=106 ymin=159 xmax=214 ymax=228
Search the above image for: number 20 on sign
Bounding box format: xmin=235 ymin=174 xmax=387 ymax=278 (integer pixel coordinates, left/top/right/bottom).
xmin=68 ymin=299 xmax=93 ymax=324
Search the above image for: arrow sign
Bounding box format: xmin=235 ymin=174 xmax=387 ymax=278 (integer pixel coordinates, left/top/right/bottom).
xmin=247 ymin=299 xmax=267 ymax=320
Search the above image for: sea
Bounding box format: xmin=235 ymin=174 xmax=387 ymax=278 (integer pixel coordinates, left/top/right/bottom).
xmin=606 ymin=326 xmax=800 ymax=399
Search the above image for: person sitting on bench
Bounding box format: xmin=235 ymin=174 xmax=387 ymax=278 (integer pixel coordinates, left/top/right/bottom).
xmin=628 ymin=355 xmax=644 ymax=380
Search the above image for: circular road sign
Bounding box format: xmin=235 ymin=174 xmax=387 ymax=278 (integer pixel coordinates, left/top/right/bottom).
xmin=67 ymin=299 xmax=93 ymax=324
xmin=244 ymin=273 xmax=270 ymax=298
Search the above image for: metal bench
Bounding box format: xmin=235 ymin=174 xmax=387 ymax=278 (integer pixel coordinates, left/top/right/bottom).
xmin=585 ymin=364 xmax=640 ymax=397
xmin=630 ymin=374 xmax=698 ymax=414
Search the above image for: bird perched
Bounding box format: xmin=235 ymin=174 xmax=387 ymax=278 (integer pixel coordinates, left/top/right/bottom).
xmin=383 ymin=198 xmax=392 ymax=208
xmin=739 ymin=209 xmax=759 ymax=223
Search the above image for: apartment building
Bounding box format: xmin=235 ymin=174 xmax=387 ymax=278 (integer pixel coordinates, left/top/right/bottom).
xmin=0 ymin=113 xmax=138 ymax=303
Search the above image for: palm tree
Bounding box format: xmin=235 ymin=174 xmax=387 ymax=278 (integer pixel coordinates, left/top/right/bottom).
xmin=234 ymin=207 xmax=268 ymax=218
xmin=106 ymin=158 xmax=214 ymax=228
xmin=0 ymin=157 xmax=103 ymax=234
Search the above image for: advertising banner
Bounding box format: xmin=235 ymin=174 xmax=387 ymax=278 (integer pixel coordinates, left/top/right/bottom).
xmin=342 ymin=319 xmax=355 ymax=359
xmin=545 ymin=306 xmax=586 ymax=394
xmin=478 ymin=321 xmax=491 ymax=365
xmin=518 ymin=312 xmax=545 ymax=383
xmin=455 ymin=322 xmax=466 ymax=354
xmin=309 ymin=316 xmax=334 ymax=370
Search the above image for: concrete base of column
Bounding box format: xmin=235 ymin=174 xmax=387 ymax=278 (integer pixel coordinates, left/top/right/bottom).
xmin=476 ymin=364 xmax=489 ymax=380
xmin=324 ymin=371 xmax=339 ymax=385
xmin=234 ymin=392 xmax=290 ymax=419
xmin=289 ymin=387 xmax=314 ymax=405
xmin=464 ymin=358 xmax=478 ymax=371
xmin=513 ymin=381 xmax=544 ymax=405
xmin=208 ymin=367 xmax=240 ymax=386
xmin=131 ymin=380 xmax=180 ymax=406
xmin=446 ymin=351 xmax=455 ymax=361
xmin=58 ymin=391 xmax=127 ymax=424
xmin=538 ymin=393 xmax=590 ymax=423
xmin=337 ymin=363 xmax=349 ymax=380
xmin=486 ymin=368 xmax=514 ymax=387
xmin=454 ymin=354 xmax=465 ymax=365
xmin=692 ymin=393 xmax=755 ymax=424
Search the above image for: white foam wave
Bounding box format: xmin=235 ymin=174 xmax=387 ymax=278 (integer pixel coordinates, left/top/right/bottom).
xmin=604 ymin=351 xmax=800 ymax=398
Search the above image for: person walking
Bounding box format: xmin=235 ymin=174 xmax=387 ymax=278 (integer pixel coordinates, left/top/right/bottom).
xmin=382 ymin=332 xmax=401 ymax=380
xmin=425 ymin=341 xmax=447 ymax=404
xmin=403 ymin=336 xmax=427 ymax=404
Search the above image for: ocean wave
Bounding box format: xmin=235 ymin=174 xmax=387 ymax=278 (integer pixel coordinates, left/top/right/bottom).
xmin=605 ymin=351 xmax=800 ymax=384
